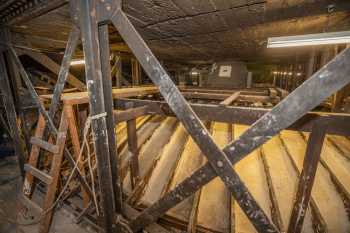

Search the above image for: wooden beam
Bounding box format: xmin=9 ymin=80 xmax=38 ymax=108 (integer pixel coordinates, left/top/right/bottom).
xmin=22 ymin=50 xmax=86 ymax=91
xmin=219 ymin=91 xmax=240 ymax=106
xmin=115 ymin=98 xmax=350 ymax=137
xmin=127 ymin=116 xmax=140 ymax=188
xmin=78 ymin=1 xmax=116 ymax=232
xmin=111 ymin=9 xmax=278 ymax=233
xmin=124 ymin=46 xmax=350 ymax=231
xmin=287 ymin=123 xmax=327 ymax=233
xmin=98 ymin=23 xmax=123 ymax=213
xmin=113 ymin=106 xmax=148 ymax=124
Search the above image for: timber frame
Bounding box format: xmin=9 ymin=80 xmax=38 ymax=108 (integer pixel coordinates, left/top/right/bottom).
xmin=0 ymin=0 xmax=350 ymax=233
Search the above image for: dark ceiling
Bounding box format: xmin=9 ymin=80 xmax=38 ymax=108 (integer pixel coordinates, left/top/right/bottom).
xmin=4 ymin=0 xmax=350 ymax=65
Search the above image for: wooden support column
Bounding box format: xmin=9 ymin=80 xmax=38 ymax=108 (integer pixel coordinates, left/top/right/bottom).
xmin=306 ymin=49 xmax=316 ymax=79
xmin=287 ymin=123 xmax=327 ymax=233
xmin=0 ymin=52 xmax=26 ymax=177
xmin=98 ymin=23 xmax=122 ymax=213
xmin=65 ymin=104 xmax=89 ymax=206
xmin=77 ymin=1 xmax=116 ymax=232
xmin=131 ymin=58 xmax=141 ymax=86
xmin=126 ymin=103 xmax=140 ymax=188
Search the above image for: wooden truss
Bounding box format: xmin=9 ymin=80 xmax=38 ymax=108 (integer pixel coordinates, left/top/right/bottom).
xmin=0 ymin=0 xmax=350 ymax=232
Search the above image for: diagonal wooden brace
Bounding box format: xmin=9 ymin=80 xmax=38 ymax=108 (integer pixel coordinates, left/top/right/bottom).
xmin=110 ymin=9 xmax=278 ymax=233
xmin=127 ymin=46 xmax=350 ymax=231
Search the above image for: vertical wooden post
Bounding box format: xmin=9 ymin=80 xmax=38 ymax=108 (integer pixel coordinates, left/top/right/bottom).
xmin=287 ymin=123 xmax=327 ymax=233
xmin=0 ymin=52 xmax=26 ymax=177
xmin=65 ymin=104 xmax=90 ymax=206
xmin=131 ymin=58 xmax=141 ymax=86
xmin=306 ymin=49 xmax=316 ymax=79
xmin=127 ymin=113 xmax=139 ymax=188
xmin=98 ymin=23 xmax=123 ymax=213
xmin=78 ymin=1 xmax=116 ymax=232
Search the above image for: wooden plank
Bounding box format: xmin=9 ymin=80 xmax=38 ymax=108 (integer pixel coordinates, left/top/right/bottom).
xmin=261 ymin=136 xmax=313 ymax=233
xmin=30 ymin=137 xmax=59 ymax=154
xmin=166 ymin=131 xmax=206 ymax=222
xmin=119 ymin=116 xmax=164 ymax=183
xmin=24 ymin=164 xmax=53 ymax=184
xmin=115 ymin=98 xmax=350 ymax=137
xmin=304 ymin=133 xmax=350 ymax=201
xmin=23 ymin=50 xmax=85 ymax=91
xmin=124 ymin=117 xmax=178 ymax=192
xmin=233 ymin=125 xmax=272 ymax=233
xmin=280 ymin=131 xmax=350 ymax=233
xmin=196 ymin=122 xmax=231 ymax=233
xmin=46 ymin=26 xmax=81 ymax=122
xmin=40 ymin=86 xmax=158 ymax=105
xmin=113 ymin=106 xmax=148 ymax=123
xmin=288 ymin=125 xmax=327 ymax=233
xmin=140 ymin=123 xmax=188 ymax=205
xmin=219 ymin=92 xmax=240 ymax=106
xmin=327 ymin=135 xmax=350 ymax=160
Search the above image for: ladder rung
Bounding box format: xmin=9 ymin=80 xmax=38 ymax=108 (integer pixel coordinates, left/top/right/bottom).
xmin=20 ymin=193 xmax=43 ymax=213
xmin=30 ymin=137 xmax=59 ymax=154
xmin=24 ymin=164 xmax=53 ymax=184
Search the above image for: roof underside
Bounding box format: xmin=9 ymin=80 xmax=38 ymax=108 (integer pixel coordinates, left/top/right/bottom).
xmin=3 ymin=0 xmax=350 ymax=64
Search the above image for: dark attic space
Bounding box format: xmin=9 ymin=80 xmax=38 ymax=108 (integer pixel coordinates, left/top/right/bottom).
xmin=1 ymin=1 xmax=350 ymax=233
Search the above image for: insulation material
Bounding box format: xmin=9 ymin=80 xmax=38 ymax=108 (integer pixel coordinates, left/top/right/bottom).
xmin=303 ymin=133 xmax=350 ymax=203
xmin=137 ymin=117 xmax=178 ymax=179
xmin=233 ymin=125 xmax=272 ymax=233
xmin=280 ymin=131 xmax=350 ymax=233
xmin=196 ymin=122 xmax=231 ymax=232
xmin=166 ymin=132 xmax=206 ymax=222
xmin=262 ymin=136 xmax=313 ymax=233
xmin=122 ymin=116 xmax=164 ymax=193
xmin=141 ymin=123 xmax=188 ymax=205
xmin=327 ymin=135 xmax=350 ymax=160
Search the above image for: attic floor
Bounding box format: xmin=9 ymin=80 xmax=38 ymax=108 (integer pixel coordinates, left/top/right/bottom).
xmin=0 ymin=156 xmax=96 ymax=233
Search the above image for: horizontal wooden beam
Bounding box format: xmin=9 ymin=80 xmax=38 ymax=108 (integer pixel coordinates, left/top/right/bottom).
xmin=113 ymin=106 xmax=148 ymax=123
xmin=41 ymin=86 xmax=159 ymax=105
xmin=21 ymin=50 xmax=86 ymax=91
xmin=115 ymin=98 xmax=350 ymax=136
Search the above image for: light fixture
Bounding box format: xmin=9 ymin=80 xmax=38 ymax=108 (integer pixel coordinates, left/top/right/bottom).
xmin=191 ymin=71 xmax=199 ymax=75
xmin=267 ymin=30 xmax=350 ymax=48
xmin=297 ymin=72 xmax=302 ymax=76
xmin=70 ymin=59 xmax=85 ymax=66
xmin=288 ymin=72 xmax=293 ymax=76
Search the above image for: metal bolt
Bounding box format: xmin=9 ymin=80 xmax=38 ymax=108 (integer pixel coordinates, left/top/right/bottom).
xmin=217 ymin=160 xmax=223 ymax=167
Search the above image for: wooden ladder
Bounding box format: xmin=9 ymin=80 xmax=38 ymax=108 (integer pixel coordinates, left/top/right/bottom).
xmin=22 ymin=106 xmax=69 ymax=233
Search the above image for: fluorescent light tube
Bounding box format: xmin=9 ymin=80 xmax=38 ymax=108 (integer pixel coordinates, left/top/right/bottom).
xmin=267 ymin=31 xmax=350 ymax=48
